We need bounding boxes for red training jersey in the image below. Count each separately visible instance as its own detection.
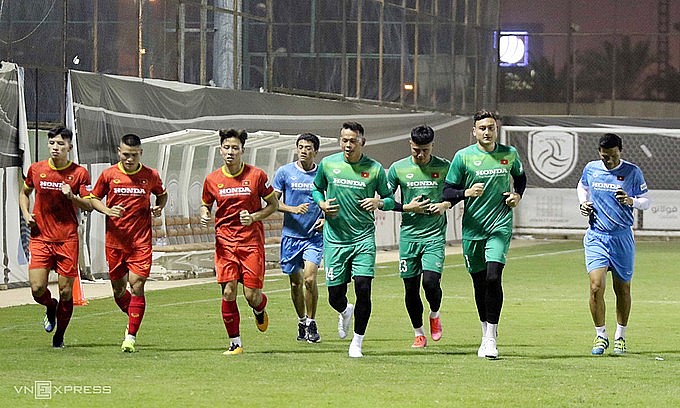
[24,159,91,242]
[202,163,275,246]
[90,162,166,249]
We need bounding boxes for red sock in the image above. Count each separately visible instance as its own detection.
[115,290,132,314]
[221,299,240,338]
[127,296,146,336]
[34,288,54,307]
[55,298,74,338]
[254,293,268,313]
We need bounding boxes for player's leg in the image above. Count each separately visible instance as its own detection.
[28,241,58,333]
[302,259,321,343]
[463,239,488,356]
[106,246,132,314]
[120,247,152,353]
[610,231,635,355]
[281,236,307,340]
[400,242,426,347]
[240,245,268,333]
[480,261,504,358]
[348,240,377,358]
[215,237,243,354]
[324,243,353,339]
[51,240,80,348]
[584,230,612,355]
[421,240,445,342]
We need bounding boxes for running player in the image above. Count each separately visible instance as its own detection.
[386,125,451,348]
[273,133,324,343]
[442,110,526,359]
[19,126,92,348]
[312,121,395,358]
[200,128,278,355]
[89,134,167,353]
[577,133,650,355]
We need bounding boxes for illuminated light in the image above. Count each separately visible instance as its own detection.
[139,48,147,55]
[403,83,414,91]
[499,31,529,67]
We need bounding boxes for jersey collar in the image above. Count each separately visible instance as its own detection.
[222,162,245,178]
[117,162,143,175]
[48,158,72,171]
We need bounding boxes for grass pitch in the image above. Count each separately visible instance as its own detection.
[1,240,679,407]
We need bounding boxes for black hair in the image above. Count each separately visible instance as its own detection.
[219,128,248,147]
[599,133,623,150]
[297,132,320,151]
[341,121,364,137]
[121,133,142,147]
[410,125,435,145]
[473,109,500,124]
[47,126,73,142]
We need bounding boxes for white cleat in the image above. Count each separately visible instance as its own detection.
[348,342,363,358]
[482,337,498,359]
[477,337,487,358]
[337,303,354,339]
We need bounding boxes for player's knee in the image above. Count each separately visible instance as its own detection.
[422,271,441,292]
[303,276,317,291]
[327,285,346,312]
[486,262,504,285]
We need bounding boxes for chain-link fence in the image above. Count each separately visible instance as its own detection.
[1,0,501,125]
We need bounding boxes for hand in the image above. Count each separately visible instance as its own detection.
[615,189,633,206]
[404,195,431,214]
[200,212,211,227]
[108,204,125,218]
[465,182,485,198]
[319,197,339,217]
[24,212,37,228]
[240,209,255,226]
[504,192,521,208]
[579,201,594,217]
[150,205,164,217]
[359,197,383,212]
[293,203,310,215]
[313,218,324,231]
[425,201,451,215]
[61,183,74,200]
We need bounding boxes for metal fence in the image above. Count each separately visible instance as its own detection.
[1,0,500,124]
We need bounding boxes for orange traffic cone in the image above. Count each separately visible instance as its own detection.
[72,274,89,306]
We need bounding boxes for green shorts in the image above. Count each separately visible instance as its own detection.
[399,239,445,279]
[324,239,376,287]
[462,231,511,273]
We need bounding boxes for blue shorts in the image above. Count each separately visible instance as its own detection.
[583,228,635,282]
[280,234,323,275]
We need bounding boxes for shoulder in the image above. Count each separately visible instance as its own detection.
[431,155,451,167]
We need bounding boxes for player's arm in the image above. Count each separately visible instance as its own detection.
[151,191,168,217]
[89,195,124,218]
[359,167,396,212]
[61,184,93,211]
[275,191,309,215]
[241,192,279,226]
[504,172,526,208]
[577,181,594,216]
[19,183,36,227]
[199,202,212,227]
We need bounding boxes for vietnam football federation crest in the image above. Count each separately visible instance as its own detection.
[528,130,577,183]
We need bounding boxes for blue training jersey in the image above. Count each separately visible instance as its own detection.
[579,159,648,233]
[273,162,323,239]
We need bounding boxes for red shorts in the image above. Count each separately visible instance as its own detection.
[215,236,265,289]
[106,245,152,281]
[28,239,79,278]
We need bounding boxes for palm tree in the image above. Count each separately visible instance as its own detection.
[574,36,654,101]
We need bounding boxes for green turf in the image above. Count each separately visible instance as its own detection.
[1,240,679,407]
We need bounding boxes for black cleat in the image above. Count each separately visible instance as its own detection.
[306,321,321,343]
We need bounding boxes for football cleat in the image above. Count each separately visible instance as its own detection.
[306,321,321,344]
[411,335,427,348]
[429,316,442,341]
[337,304,354,339]
[591,336,609,355]
[254,310,269,332]
[612,337,626,355]
[223,343,244,355]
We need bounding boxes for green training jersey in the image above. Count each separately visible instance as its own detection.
[387,155,450,242]
[313,152,394,245]
[445,143,524,240]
